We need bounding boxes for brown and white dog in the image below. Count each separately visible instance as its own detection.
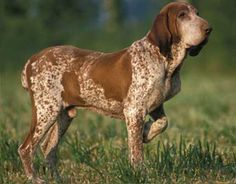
[18,2,212,183]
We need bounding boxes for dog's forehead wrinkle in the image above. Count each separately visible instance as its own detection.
[187,5,197,14]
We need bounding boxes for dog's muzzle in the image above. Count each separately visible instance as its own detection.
[188,27,212,57]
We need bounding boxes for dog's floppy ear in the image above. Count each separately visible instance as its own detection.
[168,8,181,44]
[148,10,172,57]
[147,4,182,57]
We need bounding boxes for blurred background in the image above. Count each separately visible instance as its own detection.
[0,0,235,72]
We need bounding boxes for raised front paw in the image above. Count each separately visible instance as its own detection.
[143,117,168,143]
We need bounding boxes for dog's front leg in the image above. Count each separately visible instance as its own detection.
[143,104,168,143]
[124,109,144,167]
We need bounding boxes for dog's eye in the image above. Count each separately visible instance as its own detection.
[179,11,187,18]
[196,11,200,16]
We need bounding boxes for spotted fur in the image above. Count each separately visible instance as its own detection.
[18,2,211,183]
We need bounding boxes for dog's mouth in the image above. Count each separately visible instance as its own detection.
[187,38,209,57]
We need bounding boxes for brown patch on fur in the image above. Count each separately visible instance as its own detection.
[61,71,86,106]
[89,49,132,102]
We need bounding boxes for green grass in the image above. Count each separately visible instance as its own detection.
[0,68,236,183]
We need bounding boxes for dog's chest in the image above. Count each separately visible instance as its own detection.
[165,71,181,101]
[127,40,167,112]
[148,64,182,108]
[127,39,185,112]
[164,44,186,101]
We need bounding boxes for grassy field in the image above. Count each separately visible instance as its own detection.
[0,67,236,183]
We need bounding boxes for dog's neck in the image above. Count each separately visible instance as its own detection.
[166,41,187,78]
[135,36,187,78]
[141,34,187,59]
[170,41,187,62]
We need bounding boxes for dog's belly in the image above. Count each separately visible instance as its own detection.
[78,78,125,119]
[81,104,124,119]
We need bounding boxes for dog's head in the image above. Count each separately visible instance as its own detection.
[148,2,212,57]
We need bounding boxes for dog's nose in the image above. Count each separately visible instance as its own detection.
[205,26,213,35]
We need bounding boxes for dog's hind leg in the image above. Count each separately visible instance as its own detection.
[143,105,168,143]
[18,93,62,184]
[40,107,75,182]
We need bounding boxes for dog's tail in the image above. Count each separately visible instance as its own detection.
[21,59,30,90]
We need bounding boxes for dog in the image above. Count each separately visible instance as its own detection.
[18,2,212,183]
